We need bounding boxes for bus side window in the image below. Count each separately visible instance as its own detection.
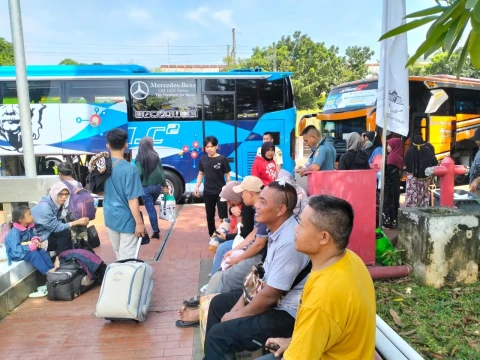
[1,81,61,104]
[454,89,480,114]
[29,81,61,103]
[65,80,127,104]
[236,79,259,120]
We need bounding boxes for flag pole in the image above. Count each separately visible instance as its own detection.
[378,0,389,228]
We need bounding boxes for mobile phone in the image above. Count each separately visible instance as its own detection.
[252,339,280,351]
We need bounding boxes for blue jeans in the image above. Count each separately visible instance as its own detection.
[211,240,233,274]
[23,249,54,275]
[141,185,161,233]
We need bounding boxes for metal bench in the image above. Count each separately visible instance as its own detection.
[376,315,423,359]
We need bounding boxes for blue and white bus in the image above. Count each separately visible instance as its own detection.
[0,65,296,201]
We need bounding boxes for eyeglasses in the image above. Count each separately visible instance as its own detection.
[276,179,288,209]
[58,193,70,198]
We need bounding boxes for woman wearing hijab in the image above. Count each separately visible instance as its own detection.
[135,137,168,240]
[338,132,371,170]
[251,141,277,186]
[31,182,90,260]
[404,135,438,207]
[382,138,404,229]
[362,131,376,159]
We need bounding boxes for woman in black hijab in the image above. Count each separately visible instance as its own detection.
[404,135,437,207]
[135,137,168,239]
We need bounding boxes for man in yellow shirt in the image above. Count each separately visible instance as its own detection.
[258,195,376,360]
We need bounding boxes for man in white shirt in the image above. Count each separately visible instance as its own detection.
[257,132,283,172]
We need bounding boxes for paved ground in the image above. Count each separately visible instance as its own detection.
[3,177,467,359]
[0,204,214,360]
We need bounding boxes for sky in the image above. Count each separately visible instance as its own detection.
[0,0,437,69]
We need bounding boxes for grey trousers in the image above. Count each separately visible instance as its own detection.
[205,253,263,295]
[257,355,276,360]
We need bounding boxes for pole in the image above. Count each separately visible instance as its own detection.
[232,28,236,64]
[227,45,230,59]
[378,0,389,227]
[8,0,36,177]
[167,38,170,67]
[273,43,277,72]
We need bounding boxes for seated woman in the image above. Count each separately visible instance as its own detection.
[210,182,255,276]
[31,182,90,263]
[5,205,59,274]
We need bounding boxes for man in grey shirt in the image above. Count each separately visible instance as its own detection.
[203,181,310,359]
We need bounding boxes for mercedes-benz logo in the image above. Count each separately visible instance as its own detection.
[130,81,149,100]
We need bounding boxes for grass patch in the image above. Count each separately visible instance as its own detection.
[376,277,480,359]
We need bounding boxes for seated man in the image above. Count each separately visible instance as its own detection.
[259,195,376,360]
[203,181,310,359]
[177,177,268,328]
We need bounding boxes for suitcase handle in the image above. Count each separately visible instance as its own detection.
[116,258,145,264]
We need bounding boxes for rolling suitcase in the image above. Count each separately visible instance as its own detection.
[94,238,153,322]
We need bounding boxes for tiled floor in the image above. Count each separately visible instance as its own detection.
[0,204,214,360]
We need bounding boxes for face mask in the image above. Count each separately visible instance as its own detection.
[364,140,373,148]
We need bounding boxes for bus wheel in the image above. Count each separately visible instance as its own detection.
[164,169,184,203]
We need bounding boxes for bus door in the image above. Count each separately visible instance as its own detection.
[202,92,238,180]
[410,113,430,144]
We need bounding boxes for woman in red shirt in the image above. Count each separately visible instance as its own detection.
[251,141,277,186]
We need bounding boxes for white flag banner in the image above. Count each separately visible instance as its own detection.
[377,0,409,137]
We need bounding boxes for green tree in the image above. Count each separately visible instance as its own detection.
[59,58,80,65]
[380,0,480,77]
[343,46,375,81]
[0,37,14,66]
[223,32,373,110]
[408,49,480,77]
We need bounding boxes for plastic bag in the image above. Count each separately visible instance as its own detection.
[375,228,394,265]
[0,222,11,245]
[159,194,176,223]
[231,223,244,248]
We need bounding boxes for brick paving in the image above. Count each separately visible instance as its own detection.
[0,204,214,360]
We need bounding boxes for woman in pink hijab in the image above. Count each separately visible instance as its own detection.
[382,138,404,229]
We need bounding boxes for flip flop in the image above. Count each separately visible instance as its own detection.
[175,320,199,328]
[182,295,201,308]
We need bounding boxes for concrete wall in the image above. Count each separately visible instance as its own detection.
[398,207,480,288]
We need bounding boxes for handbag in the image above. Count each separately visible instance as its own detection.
[87,225,101,248]
[242,257,312,304]
[159,194,176,223]
[242,262,267,303]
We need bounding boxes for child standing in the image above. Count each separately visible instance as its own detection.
[194,136,231,236]
[5,205,59,275]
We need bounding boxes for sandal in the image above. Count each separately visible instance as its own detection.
[182,295,201,308]
[175,320,199,328]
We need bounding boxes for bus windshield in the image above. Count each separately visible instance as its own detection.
[323,81,378,113]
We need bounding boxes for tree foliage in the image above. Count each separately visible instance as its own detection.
[223,31,374,110]
[409,49,480,78]
[379,0,480,77]
[0,37,14,66]
[59,58,102,65]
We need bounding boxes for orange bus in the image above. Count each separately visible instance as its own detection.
[298,75,480,173]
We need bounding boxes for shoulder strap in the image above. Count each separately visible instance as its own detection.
[62,180,77,193]
[112,159,123,170]
[290,261,312,291]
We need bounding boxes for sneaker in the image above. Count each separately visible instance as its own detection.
[37,285,47,292]
[29,288,47,298]
[152,232,160,239]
